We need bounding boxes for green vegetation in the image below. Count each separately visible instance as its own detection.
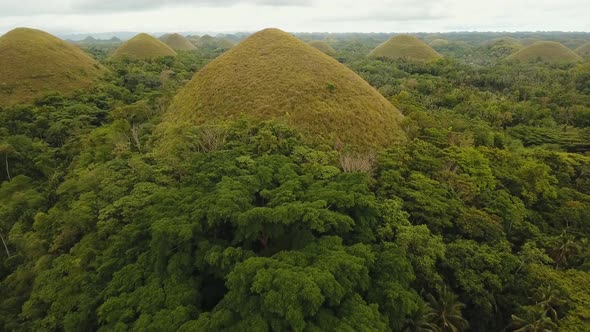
[508,41,582,63]
[0,28,105,106]
[111,33,177,60]
[308,40,337,56]
[163,28,406,150]
[1,28,590,332]
[369,35,442,61]
[160,33,197,51]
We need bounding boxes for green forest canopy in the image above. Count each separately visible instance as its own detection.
[0,27,589,332]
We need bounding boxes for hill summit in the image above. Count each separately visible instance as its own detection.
[164,28,405,149]
[111,33,177,60]
[308,40,337,56]
[194,35,235,50]
[0,27,104,106]
[160,33,196,51]
[369,35,442,61]
[576,42,590,57]
[507,41,582,63]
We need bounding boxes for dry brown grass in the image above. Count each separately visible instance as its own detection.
[160,33,196,51]
[0,27,105,106]
[187,125,228,153]
[369,35,442,61]
[508,41,582,63]
[110,33,177,60]
[338,151,376,173]
[162,28,406,151]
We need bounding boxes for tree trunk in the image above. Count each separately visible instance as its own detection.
[4,152,10,182]
[131,123,142,153]
[0,232,10,257]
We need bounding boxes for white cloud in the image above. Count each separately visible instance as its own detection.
[0,0,588,34]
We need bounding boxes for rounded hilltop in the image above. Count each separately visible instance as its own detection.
[483,37,523,58]
[576,42,590,57]
[163,28,406,150]
[308,40,337,56]
[429,39,450,47]
[0,27,105,106]
[369,34,442,61]
[110,33,177,60]
[194,35,235,50]
[160,33,196,51]
[507,41,582,63]
[484,37,522,49]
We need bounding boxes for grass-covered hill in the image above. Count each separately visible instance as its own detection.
[110,33,177,60]
[163,28,406,150]
[369,34,442,61]
[485,37,522,50]
[507,41,582,63]
[429,38,450,47]
[0,27,105,106]
[308,40,337,56]
[160,33,197,51]
[194,35,235,50]
[482,37,523,59]
[576,42,590,57]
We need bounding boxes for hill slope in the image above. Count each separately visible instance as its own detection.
[508,41,582,63]
[308,40,336,56]
[576,42,590,57]
[160,33,196,51]
[164,28,405,149]
[111,33,177,60]
[0,27,104,106]
[369,35,442,61]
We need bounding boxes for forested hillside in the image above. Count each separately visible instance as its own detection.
[1,31,589,331]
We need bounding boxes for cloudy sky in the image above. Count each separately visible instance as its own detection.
[0,0,588,34]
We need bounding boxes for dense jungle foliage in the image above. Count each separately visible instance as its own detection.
[1,33,589,331]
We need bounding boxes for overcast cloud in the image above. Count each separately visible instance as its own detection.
[0,0,588,34]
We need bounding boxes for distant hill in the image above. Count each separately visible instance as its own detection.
[186,35,201,45]
[162,28,406,150]
[369,35,442,61]
[110,33,177,60]
[507,41,582,63]
[0,27,105,106]
[194,35,235,50]
[160,33,196,51]
[576,42,590,57]
[483,37,523,58]
[308,40,336,56]
[429,39,450,47]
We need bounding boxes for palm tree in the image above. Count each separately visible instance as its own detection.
[0,142,14,181]
[549,232,580,268]
[424,286,469,332]
[0,230,10,257]
[511,305,557,332]
[402,300,438,332]
[532,284,565,323]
